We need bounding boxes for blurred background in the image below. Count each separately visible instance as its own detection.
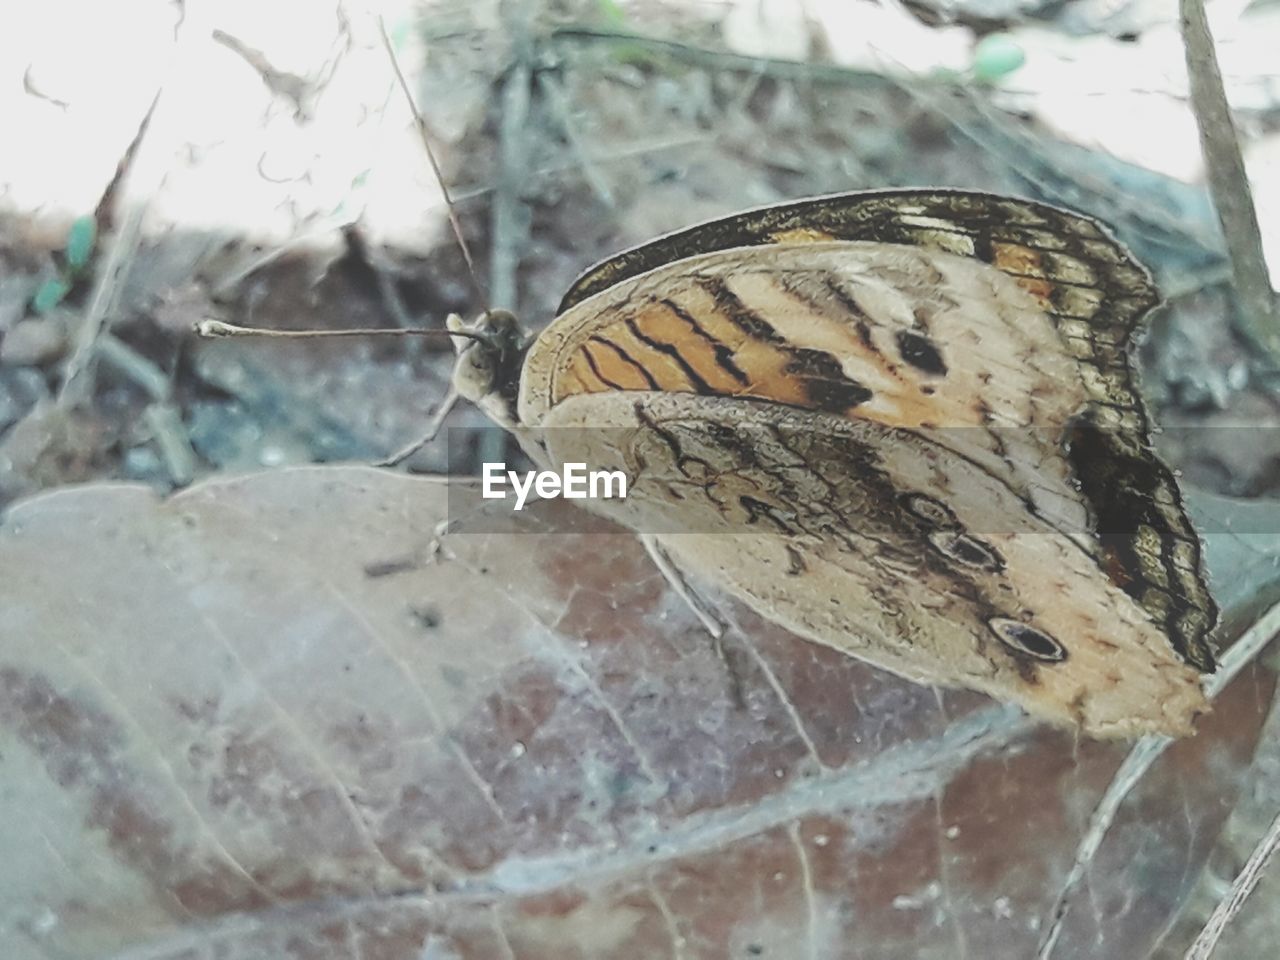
[4,0,1279,495]
[2,1,1280,956]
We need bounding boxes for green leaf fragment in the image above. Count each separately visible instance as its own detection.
[32,277,71,314]
[973,34,1026,82]
[65,215,96,270]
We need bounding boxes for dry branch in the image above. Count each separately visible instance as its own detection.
[1184,808,1280,959]
[1180,0,1280,367]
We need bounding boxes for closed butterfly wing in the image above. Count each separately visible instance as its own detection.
[455,190,1216,736]
[541,390,1206,737]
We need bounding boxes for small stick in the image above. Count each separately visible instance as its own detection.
[377,17,487,309]
[488,0,536,313]
[1181,0,1280,366]
[143,402,198,487]
[537,71,615,210]
[1184,807,1280,960]
[96,332,173,402]
[490,60,532,312]
[58,91,162,409]
[193,318,486,344]
[1036,599,1280,959]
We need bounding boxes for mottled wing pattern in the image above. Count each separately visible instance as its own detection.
[559,190,1155,321]
[528,243,1095,539]
[541,391,1206,738]
[529,191,1216,673]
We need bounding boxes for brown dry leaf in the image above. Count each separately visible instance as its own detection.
[0,467,1274,960]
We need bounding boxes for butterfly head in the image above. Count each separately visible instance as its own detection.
[447,310,532,432]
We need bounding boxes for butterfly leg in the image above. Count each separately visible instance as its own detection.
[376,387,460,468]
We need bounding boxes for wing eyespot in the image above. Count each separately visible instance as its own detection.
[989,617,1067,662]
[895,330,948,375]
[928,531,1004,572]
[899,493,958,529]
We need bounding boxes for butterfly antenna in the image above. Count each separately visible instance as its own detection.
[194,319,487,344]
[378,17,489,312]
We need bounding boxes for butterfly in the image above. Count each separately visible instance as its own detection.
[447,189,1218,738]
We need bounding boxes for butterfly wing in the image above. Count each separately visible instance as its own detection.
[540,390,1207,738]
[527,241,1090,525]
[521,196,1215,675]
[558,188,1159,320]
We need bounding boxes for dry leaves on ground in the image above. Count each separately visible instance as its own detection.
[1,467,1276,960]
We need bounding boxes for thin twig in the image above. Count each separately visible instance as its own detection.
[1180,0,1280,367]
[210,220,355,299]
[550,26,892,88]
[86,331,197,487]
[341,224,428,359]
[367,259,419,332]
[1036,600,1280,958]
[143,401,198,487]
[96,332,172,402]
[489,0,534,314]
[56,92,162,409]
[212,28,313,118]
[1035,736,1171,960]
[444,132,709,205]
[58,1,207,408]
[536,71,615,210]
[1184,808,1280,959]
[378,17,487,310]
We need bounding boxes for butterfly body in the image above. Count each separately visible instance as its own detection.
[450,190,1217,737]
